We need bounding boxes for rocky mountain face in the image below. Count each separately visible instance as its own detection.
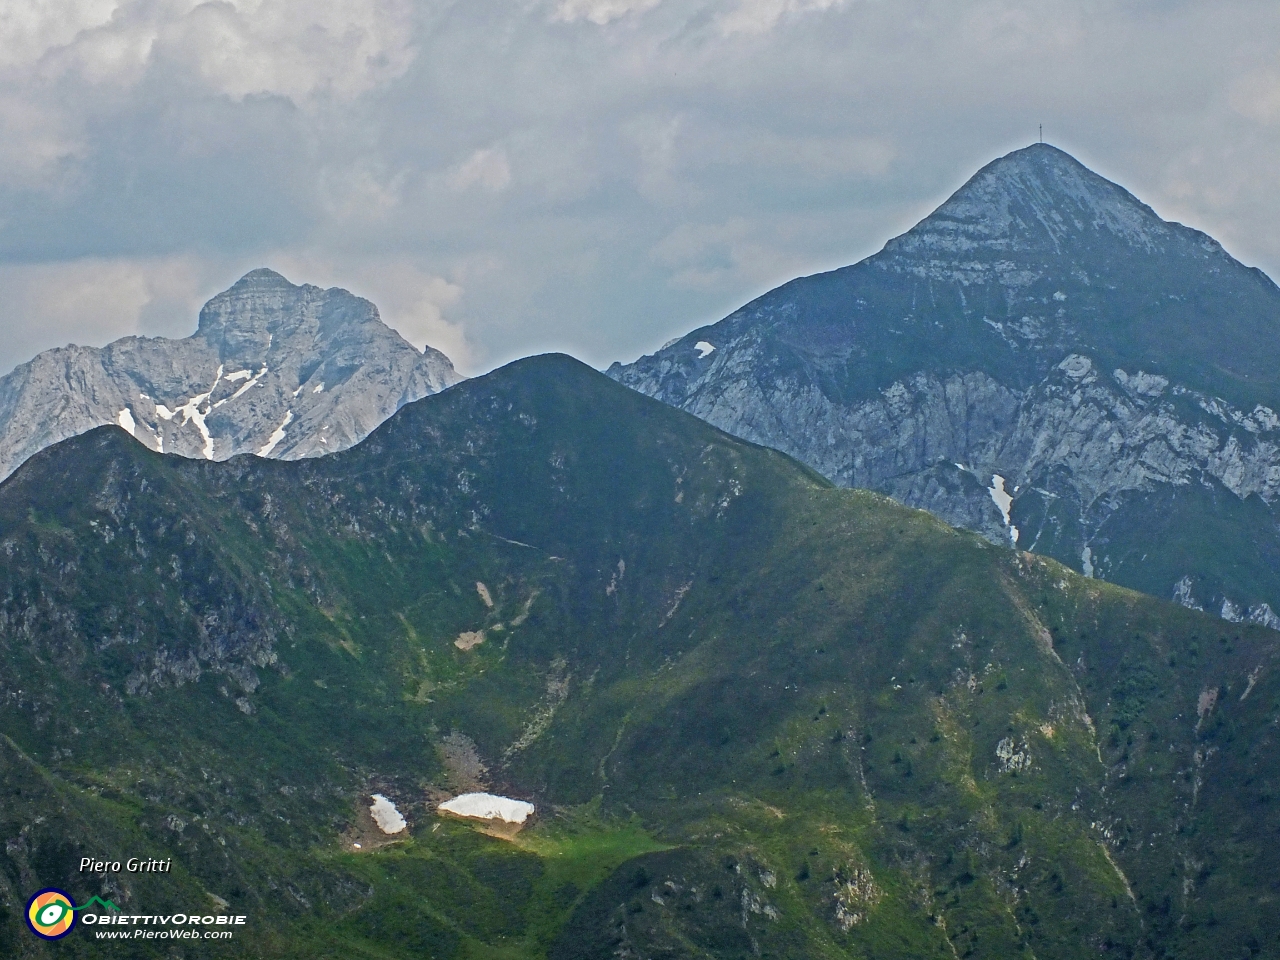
[0,268,460,479]
[611,144,1280,625]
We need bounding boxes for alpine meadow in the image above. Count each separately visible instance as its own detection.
[2,355,1279,958]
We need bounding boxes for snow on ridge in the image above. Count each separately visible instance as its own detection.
[148,360,273,459]
[369,794,407,834]
[117,406,163,451]
[257,410,294,457]
[694,341,716,359]
[216,365,268,408]
[0,267,465,483]
[438,792,535,824]
[173,364,223,459]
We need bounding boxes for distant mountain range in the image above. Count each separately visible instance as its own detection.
[611,143,1280,627]
[2,355,1277,958]
[0,268,460,480]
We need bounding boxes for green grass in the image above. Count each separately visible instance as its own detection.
[1,356,1279,957]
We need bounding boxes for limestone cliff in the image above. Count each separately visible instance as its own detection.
[0,269,461,479]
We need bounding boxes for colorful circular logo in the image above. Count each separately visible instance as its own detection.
[26,889,77,940]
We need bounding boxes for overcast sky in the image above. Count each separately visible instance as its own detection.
[2,0,1278,376]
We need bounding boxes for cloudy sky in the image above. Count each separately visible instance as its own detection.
[2,0,1278,376]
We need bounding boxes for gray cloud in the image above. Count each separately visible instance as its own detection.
[1,0,1277,376]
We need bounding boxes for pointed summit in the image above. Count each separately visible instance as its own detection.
[613,142,1280,626]
[886,143,1175,257]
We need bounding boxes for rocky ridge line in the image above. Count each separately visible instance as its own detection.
[0,269,461,480]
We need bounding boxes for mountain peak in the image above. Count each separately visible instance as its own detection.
[236,267,294,286]
[198,269,301,338]
[196,268,377,348]
[612,137,1280,658]
[988,141,1085,171]
[885,143,1172,257]
[0,267,462,479]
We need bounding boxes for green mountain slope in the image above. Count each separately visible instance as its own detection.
[0,355,1278,958]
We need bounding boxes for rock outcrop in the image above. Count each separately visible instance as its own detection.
[0,269,461,479]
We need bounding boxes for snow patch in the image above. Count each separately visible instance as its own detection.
[369,794,407,834]
[313,382,325,393]
[154,403,175,421]
[256,410,294,457]
[223,365,268,405]
[173,365,223,459]
[438,793,535,824]
[1081,546,1094,578]
[988,474,1013,523]
[694,341,716,359]
[116,408,137,438]
[223,369,253,382]
[988,474,1018,545]
[291,385,304,398]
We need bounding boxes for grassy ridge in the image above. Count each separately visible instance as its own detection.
[0,355,1277,957]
